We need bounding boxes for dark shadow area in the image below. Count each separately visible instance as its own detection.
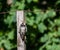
[26,25,44,50]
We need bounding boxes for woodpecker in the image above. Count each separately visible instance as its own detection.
[19,22,27,41]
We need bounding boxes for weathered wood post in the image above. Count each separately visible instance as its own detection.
[17,11,26,50]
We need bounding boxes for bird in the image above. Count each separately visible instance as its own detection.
[19,22,27,41]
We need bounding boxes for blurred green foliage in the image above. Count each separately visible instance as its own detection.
[0,0,16,50]
[25,0,60,50]
[0,0,60,50]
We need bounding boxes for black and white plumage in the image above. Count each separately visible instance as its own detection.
[19,23,27,41]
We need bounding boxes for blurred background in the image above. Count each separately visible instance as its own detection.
[0,0,60,50]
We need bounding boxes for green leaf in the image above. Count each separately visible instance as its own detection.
[40,34,49,42]
[0,40,6,47]
[31,33,35,38]
[0,31,3,36]
[33,24,37,28]
[4,40,12,50]
[18,3,25,9]
[35,10,47,24]
[56,0,60,5]
[41,13,48,22]
[27,0,32,3]
[33,0,38,2]
[48,19,55,26]
[7,30,14,40]
[38,23,47,33]
[26,16,34,26]
[27,12,32,16]
[4,16,13,26]
[48,19,55,31]
[54,19,60,26]
[52,38,60,43]
[56,45,60,50]
[15,1,25,10]
[46,43,57,50]
[46,45,52,50]
[46,10,56,18]
[57,27,60,36]
[15,2,20,6]
[35,11,44,24]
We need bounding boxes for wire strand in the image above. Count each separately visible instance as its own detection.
[0,9,60,14]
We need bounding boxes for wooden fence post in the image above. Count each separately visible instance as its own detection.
[17,11,26,50]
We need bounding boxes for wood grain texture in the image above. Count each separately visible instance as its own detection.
[17,11,26,50]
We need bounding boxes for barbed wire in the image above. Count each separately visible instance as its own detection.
[0,9,60,14]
